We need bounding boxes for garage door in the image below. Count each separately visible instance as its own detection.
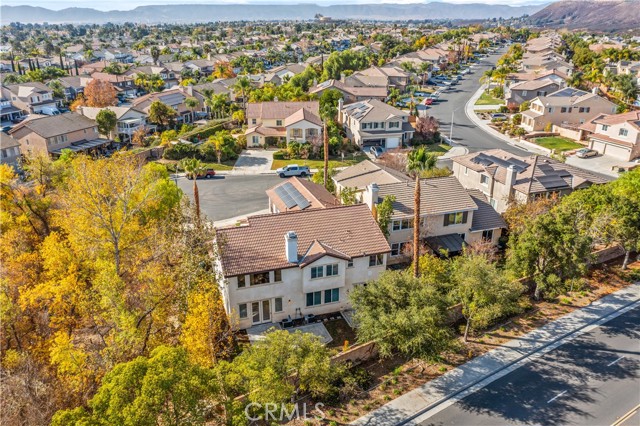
[385,137,400,149]
[603,144,631,161]
[590,140,607,154]
[362,139,384,148]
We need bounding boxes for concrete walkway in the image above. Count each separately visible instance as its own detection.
[353,282,640,426]
[230,149,275,175]
[464,85,549,156]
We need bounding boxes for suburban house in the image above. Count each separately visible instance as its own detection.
[505,78,560,109]
[521,88,618,132]
[351,66,413,92]
[56,76,93,102]
[132,87,203,124]
[9,113,113,156]
[184,59,216,76]
[309,79,387,104]
[244,101,322,146]
[581,111,640,161]
[124,66,179,89]
[215,204,391,330]
[333,159,411,201]
[76,106,152,143]
[266,177,340,213]
[339,99,414,148]
[361,176,506,263]
[0,132,22,170]
[2,82,59,114]
[0,97,24,123]
[506,69,568,88]
[90,73,137,97]
[451,149,611,213]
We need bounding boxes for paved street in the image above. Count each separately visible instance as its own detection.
[426,49,528,157]
[176,174,282,221]
[416,305,640,426]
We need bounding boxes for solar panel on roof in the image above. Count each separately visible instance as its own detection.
[537,175,567,189]
[274,182,311,210]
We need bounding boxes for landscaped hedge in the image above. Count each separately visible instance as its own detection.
[273,150,287,160]
[179,119,231,142]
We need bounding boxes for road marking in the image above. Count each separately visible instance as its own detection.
[607,356,625,367]
[547,390,568,404]
[611,403,640,426]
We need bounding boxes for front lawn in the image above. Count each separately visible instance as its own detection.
[271,153,368,171]
[475,91,504,106]
[533,137,583,152]
[420,143,452,154]
[157,159,235,172]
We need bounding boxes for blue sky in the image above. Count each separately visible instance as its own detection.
[3,0,551,11]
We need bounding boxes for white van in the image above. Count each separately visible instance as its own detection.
[40,107,61,116]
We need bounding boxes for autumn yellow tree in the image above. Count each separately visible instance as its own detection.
[83,79,117,107]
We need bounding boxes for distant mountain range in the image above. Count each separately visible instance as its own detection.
[0,2,547,24]
[530,0,640,31]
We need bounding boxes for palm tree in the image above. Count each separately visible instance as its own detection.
[184,97,199,122]
[413,174,421,278]
[233,76,251,124]
[181,158,205,222]
[407,147,437,175]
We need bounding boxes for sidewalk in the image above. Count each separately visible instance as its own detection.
[464,85,549,156]
[353,282,640,426]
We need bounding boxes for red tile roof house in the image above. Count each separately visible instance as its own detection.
[244,101,323,147]
[215,204,390,330]
[266,177,340,213]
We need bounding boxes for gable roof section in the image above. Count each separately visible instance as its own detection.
[266,177,339,212]
[377,176,478,218]
[341,99,408,122]
[246,101,319,121]
[9,113,96,139]
[216,204,390,277]
[333,159,410,189]
[466,190,507,231]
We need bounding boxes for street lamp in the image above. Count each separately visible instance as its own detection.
[450,106,463,143]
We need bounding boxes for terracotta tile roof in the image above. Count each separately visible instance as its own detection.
[216,204,390,277]
[266,177,339,212]
[299,240,350,267]
[593,111,640,130]
[283,107,323,127]
[246,101,319,121]
[9,113,96,139]
[377,176,478,218]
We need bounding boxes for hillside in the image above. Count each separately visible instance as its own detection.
[530,0,640,31]
[0,2,546,24]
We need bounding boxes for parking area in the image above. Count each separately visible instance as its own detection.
[566,154,636,178]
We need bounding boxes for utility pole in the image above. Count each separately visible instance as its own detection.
[413,174,421,278]
[323,122,329,189]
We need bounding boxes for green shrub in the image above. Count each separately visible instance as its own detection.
[163,143,198,160]
[273,149,288,160]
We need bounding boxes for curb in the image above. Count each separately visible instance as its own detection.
[398,293,640,425]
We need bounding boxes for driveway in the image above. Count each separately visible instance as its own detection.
[566,154,635,178]
[176,174,282,221]
[231,149,274,175]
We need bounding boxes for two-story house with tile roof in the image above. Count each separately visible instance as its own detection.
[266,177,340,213]
[339,99,414,149]
[244,101,323,146]
[215,204,390,330]
[582,111,640,161]
[9,113,112,157]
[2,82,59,114]
[332,159,411,202]
[451,149,611,213]
[521,88,618,132]
[76,106,152,143]
[361,176,506,263]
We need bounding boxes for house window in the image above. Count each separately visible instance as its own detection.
[252,136,260,145]
[250,272,270,286]
[238,303,248,319]
[584,107,591,113]
[619,128,628,137]
[561,107,567,113]
[324,288,340,304]
[326,264,339,277]
[464,166,468,176]
[369,254,383,267]
[490,198,497,209]
[444,211,468,226]
[238,275,246,288]
[274,270,282,282]
[276,120,282,126]
[482,229,494,241]
[548,107,554,113]
[373,122,379,129]
[391,242,407,257]
[310,266,324,279]
[392,218,413,231]
[347,259,354,268]
[389,121,399,128]
[274,297,283,313]
[602,125,609,131]
[291,129,302,138]
[251,119,257,125]
[306,291,322,307]
[522,90,528,96]
[480,175,489,186]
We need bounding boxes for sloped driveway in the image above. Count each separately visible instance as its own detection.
[231,149,274,175]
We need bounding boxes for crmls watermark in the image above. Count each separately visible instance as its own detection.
[244,402,326,421]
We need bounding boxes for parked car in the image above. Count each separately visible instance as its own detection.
[187,169,216,179]
[11,116,26,123]
[423,98,434,105]
[369,146,385,158]
[490,113,508,121]
[1,126,11,133]
[575,148,598,158]
[276,164,310,178]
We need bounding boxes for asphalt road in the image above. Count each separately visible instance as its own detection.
[418,305,640,426]
[176,174,282,221]
[426,49,528,157]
